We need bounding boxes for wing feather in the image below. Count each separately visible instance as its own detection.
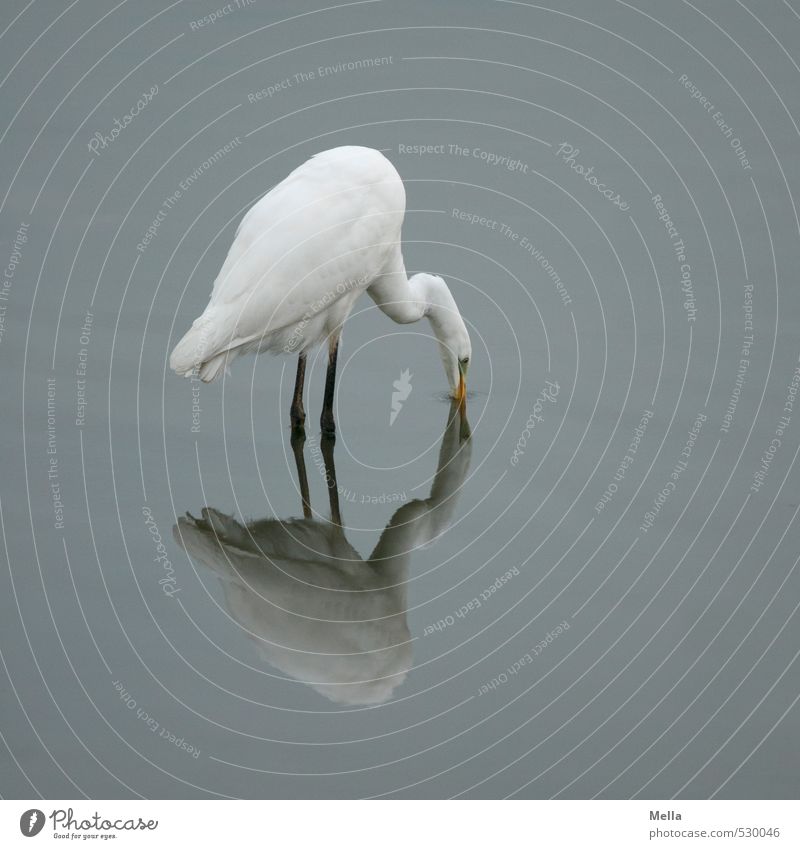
[204,147,405,348]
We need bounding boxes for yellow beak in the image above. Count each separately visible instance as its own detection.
[455,361,467,404]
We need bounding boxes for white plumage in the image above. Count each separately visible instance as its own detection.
[170,146,471,423]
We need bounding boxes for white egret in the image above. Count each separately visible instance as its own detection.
[169,146,471,435]
[174,402,471,705]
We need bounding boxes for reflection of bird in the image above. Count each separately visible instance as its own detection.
[173,403,471,706]
[169,146,471,436]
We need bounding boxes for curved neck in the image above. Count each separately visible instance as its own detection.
[366,266,430,324]
[367,262,460,334]
[366,253,468,394]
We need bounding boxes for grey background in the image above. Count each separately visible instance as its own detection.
[1,0,799,799]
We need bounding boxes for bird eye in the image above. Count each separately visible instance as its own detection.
[460,357,469,365]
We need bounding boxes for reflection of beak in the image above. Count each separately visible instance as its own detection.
[455,361,468,404]
[458,404,471,442]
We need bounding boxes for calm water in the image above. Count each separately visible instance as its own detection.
[1,0,799,799]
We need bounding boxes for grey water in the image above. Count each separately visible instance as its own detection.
[1,0,799,799]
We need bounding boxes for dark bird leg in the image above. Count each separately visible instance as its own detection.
[320,334,339,437]
[320,434,342,527]
[290,428,312,519]
[290,353,307,433]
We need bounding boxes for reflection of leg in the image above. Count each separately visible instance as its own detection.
[291,429,312,519]
[320,334,339,437]
[320,435,342,526]
[290,353,306,432]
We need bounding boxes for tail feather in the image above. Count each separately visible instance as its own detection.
[170,314,231,381]
[198,351,230,382]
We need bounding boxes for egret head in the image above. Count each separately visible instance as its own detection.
[419,274,471,402]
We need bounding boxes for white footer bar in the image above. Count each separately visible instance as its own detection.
[3,799,796,847]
